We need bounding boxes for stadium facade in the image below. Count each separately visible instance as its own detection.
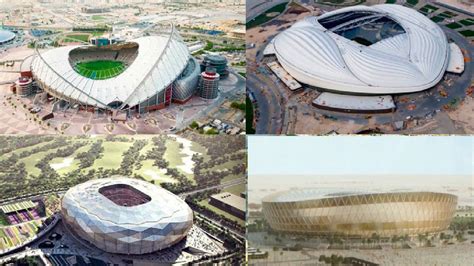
[0,30,15,45]
[31,24,202,113]
[263,4,463,94]
[61,177,193,255]
[262,190,457,237]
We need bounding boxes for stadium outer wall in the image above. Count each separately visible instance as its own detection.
[30,24,199,114]
[262,191,457,237]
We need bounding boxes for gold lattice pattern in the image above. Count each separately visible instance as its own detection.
[262,192,457,237]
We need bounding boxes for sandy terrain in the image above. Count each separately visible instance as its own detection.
[448,95,474,133]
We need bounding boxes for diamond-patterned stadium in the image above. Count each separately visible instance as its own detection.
[262,190,457,237]
[61,177,193,254]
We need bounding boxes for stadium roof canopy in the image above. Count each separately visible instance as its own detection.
[262,188,455,203]
[32,25,189,110]
[63,177,191,226]
[61,177,193,254]
[267,4,450,94]
[0,30,15,43]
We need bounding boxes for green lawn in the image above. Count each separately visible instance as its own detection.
[459,30,474,37]
[20,149,61,177]
[63,34,90,43]
[406,0,418,5]
[419,4,438,13]
[430,16,445,23]
[133,160,177,184]
[446,22,463,29]
[5,140,54,157]
[91,15,105,20]
[224,183,246,195]
[138,139,154,157]
[191,142,209,161]
[74,60,125,80]
[0,214,8,226]
[211,159,242,172]
[164,139,185,167]
[90,141,133,170]
[459,19,474,26]
[385,0,396,3]
[49,143,92,175]
[164,139,196,182]
[246,2,288,29]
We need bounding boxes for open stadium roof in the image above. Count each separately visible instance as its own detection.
[31,25,189,110]
[267,4,451,94]
[61,177,193,254]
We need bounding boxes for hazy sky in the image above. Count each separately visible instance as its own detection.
[248,136,473,176]
[248,136,473,205]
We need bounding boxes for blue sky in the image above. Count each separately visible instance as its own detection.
[248,136,473,176]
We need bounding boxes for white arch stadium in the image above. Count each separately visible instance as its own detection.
[31,24,200,112]
[264,4,462,94]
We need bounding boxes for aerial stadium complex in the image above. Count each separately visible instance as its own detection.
[61,177,193,255]
[0,30,16,45]
[263,4,464,95]
[30,24,203,114]
[262,190,457,237]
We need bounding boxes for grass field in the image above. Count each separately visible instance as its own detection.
[246,2,288,29]
[134,160,177,184]
[91,15,105,20]
[20,149,61,177]
[90,141,133,170]
[63,34,90,43]
[446,22,463,29]
[459,19,474,26]
[430,16,445,23]
[224,183,246,196]
[164,139,185,167]
[74,60,125,80]
[459,30,474,37]
[49,143,92,175]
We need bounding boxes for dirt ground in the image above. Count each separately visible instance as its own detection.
[448,95,474,133]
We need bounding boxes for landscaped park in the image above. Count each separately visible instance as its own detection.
[0,134,247,253]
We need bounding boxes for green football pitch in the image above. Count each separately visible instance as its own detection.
[74,60,125,80]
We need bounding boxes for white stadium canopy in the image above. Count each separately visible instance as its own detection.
[267,4,453,94]
[31,26,190,110]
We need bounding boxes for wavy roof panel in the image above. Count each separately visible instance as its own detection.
[271,4,449,94]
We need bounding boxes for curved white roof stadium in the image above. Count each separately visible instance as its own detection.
[266,4,451,94]
[31,25,196,111]
[61,177,193,254]
[0,30,15,44]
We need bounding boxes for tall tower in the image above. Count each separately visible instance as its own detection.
[198,67,219,99]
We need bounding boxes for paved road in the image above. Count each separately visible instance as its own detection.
[248,72,283,134]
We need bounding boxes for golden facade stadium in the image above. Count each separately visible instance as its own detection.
[262,190,457,237]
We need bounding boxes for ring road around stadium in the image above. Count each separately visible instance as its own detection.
[61,177,193,255]
[262,190,457,237]
[263,4,465,94]
[31,24,202,113]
